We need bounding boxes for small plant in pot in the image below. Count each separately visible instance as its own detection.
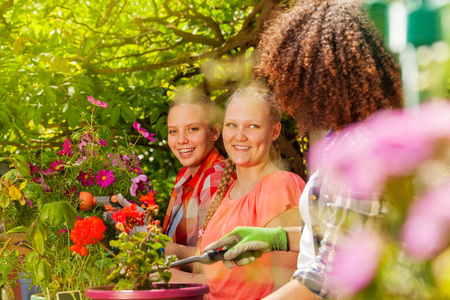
[85,201,210,300]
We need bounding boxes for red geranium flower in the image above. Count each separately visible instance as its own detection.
[70,216,105,256]
[139,192,158,208]
[111,204,145,234]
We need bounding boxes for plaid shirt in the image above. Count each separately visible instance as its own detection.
[162,149,225,246]
[292,128,388,299]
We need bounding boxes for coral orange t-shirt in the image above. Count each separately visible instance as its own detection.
[201,171,305,300]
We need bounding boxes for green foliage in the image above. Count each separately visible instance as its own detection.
[0,1,290,218]
[106,227,177,290]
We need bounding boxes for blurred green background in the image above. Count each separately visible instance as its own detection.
[1,0,449,215]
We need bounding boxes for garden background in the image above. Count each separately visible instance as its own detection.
[1,0,450,219]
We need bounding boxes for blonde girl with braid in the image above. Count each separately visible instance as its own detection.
[199,82,305,300]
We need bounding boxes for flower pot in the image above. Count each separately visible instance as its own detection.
[30,295,45,300]
[85,283,209,300]
[18,278,42,300]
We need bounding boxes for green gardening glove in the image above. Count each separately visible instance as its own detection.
[203,226,288,269]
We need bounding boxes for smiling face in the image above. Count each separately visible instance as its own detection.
[223,96,281,169]
[167,103,220,175]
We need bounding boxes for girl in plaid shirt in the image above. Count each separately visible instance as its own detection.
[163,87,228,281]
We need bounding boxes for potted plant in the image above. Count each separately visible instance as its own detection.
[0,96,158,300]
[84,200,210,300]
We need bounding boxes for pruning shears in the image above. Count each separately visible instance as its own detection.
[152,249,227,273]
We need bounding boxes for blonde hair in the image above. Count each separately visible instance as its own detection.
[169,86,223,128]
[200,81,281,233]
[169,86,226,157]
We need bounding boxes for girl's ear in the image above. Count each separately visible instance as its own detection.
[272,122,281,141]
[212,124,221,141]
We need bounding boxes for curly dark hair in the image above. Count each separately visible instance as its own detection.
[254,0,403,135]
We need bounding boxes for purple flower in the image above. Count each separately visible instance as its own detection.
[87,96,108,108]
[130,174,149,197]
[96,170,115,188]
[329,231,383,297]
[40,167,55,176]
[33,177,49,191]
[401,182,450,260]
[97,139,108,147]
[58,137,74,157]
[24,197,33,207]
[28,163,39,175]
[77,170,95,187]
[133,121,156,142]
[129,166,143,174]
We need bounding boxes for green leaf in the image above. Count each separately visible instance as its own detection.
[25,251,51,291]
[39,201,76,228]
[0,193,10,209]
[154,116,165,134]
[6,226,29,234]
[44,87,57,103]
[23,182,39,199]
[121,106,135,123]
[33,107,42,126]
[68,110,80,129]
[12,154,30,176]
[111,106,120,124]
[30,222,47,255]
[0,111,10,132]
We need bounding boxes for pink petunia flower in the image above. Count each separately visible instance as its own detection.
[401,182,450,260]
[95,170,115,188]
[87,96,108,108]
[133,121,156,142]
[329,230,383,297]
[130,174,149,197]
[77,170,95,187]
[58,137,74,157]
[312,100,450,199]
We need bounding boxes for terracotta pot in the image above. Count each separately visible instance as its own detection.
[85,283,209,300]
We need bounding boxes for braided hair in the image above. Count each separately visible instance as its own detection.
[200,81,281,233]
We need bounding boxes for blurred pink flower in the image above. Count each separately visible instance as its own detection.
[40,167,55,176]
[313,101,450,198]
[330,230,383,297]
[401,182,450,260]
[97,139,108,147]
[87,96,108,108]
[96,170,115,188]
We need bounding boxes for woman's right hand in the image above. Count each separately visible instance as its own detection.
[203,226,288,268]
